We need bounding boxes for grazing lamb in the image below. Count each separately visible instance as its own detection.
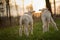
[39,8,58,33]
[19,11,34,36]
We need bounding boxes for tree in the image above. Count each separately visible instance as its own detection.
[54,0,56,15]
[45,0,52,15]
[5,0,11,25]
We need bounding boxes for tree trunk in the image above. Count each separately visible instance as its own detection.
[6,0,11,26]
[45,0,52,15]
[54,0,56,15]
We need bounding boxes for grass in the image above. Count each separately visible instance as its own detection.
[0,18,60,40]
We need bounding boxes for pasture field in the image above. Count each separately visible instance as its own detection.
[0,18,60,40]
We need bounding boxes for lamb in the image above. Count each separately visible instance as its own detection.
[19,11,34,36]
[39,8,58,33]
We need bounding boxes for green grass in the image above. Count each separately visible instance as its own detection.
[0,18,60,40]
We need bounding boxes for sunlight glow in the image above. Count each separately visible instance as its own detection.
[33,0,46,11]
[9,0,46,16]
[24,0,46,12]
[15,0,22,6]
[10,0,46,12]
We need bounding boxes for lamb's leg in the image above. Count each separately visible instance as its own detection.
[46,21,49,32]
[19,17,23,36]
[24,24,29,36]
[47,17,51,32]
[43,23,49,33]
[19,24,23,36]
[30,22,33,35]
[42,20,48,33]
[41,16,48,33]
[50,17,58,31]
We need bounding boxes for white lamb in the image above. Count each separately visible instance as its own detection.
[39,8,58,33]
[19,11,34,36]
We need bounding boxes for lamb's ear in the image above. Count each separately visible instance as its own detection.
[32,11,35,13]
[30,10,35,13]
